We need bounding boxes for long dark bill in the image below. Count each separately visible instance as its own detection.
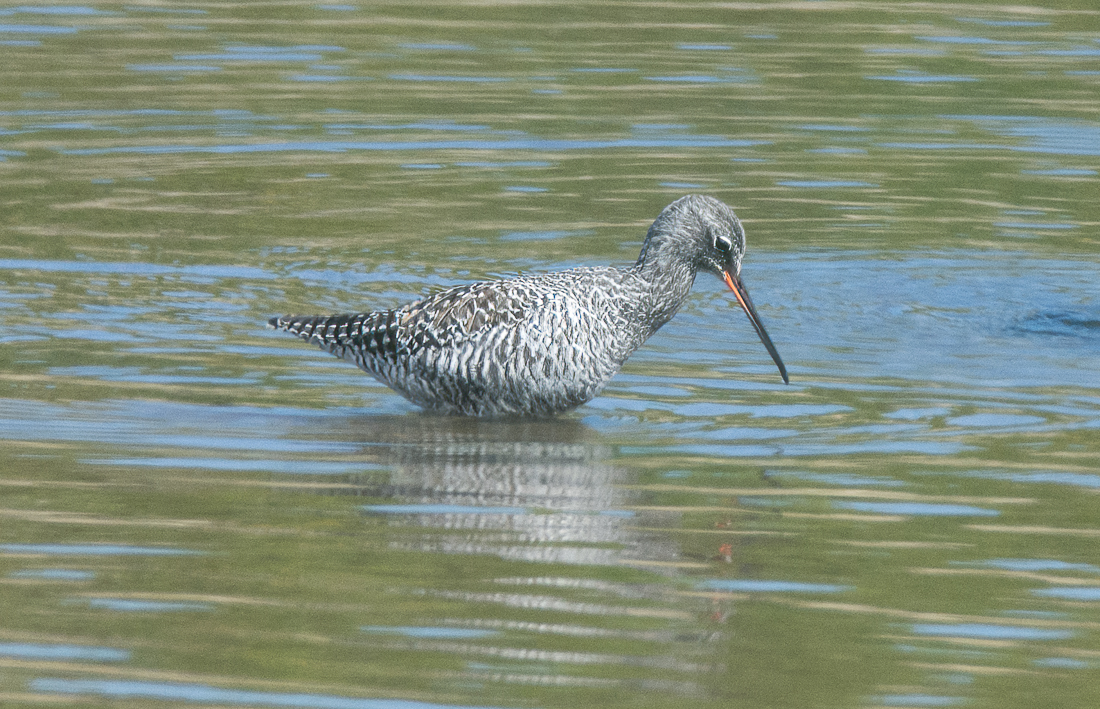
[722,271,790,384]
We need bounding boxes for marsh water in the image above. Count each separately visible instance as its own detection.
[2,3,1099,708]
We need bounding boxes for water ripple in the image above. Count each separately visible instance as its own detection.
[59,136,766,156]
[32,679,518,709]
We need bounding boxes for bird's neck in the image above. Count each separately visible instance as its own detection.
[630,250,697,331]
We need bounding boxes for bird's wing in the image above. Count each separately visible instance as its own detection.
[402,279,535,351]
[269,279,538,362]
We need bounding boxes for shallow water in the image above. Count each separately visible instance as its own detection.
[2,3,1099,708]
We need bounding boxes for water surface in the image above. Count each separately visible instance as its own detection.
[1,3,1099,708]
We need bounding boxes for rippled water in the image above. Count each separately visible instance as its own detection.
[2,3,1099,708]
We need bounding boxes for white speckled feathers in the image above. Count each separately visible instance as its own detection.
[270,195,788,416]
[271,267,651,416]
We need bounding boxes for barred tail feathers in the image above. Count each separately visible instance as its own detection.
[268,312,400,365]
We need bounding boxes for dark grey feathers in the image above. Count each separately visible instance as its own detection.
[269,195,774,417]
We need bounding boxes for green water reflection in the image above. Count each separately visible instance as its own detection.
[2,2,1099,708]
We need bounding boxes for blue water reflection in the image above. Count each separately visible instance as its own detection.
[77,598,215,612]
[129,64,221,73]
[1034,657,1090,668]
[389,74,511,84]
[954,116,1100,156]
[32,679,516,709]
[916,36,1030,46]
[874,695,965,707]
[769,471,904,487]
[0,6,112,16]
[1,544,204,556]
[910,623,1073,640]
[0,23,78,34]
[399,43,476,51]
[645,73,755,84]
[8,568,95,580]
[2,4,1099,708]
[362,505,527,516]
[867,71,977,83]
[89,457,379,475]
[956,18,1049,27]
[178,45,344,63]
[0,643,128,662]
[1033,588,1100,601]
[0,257,273,280]
[777,180,877,188]
[966,471,1100,489]
[833,502,998,517]
[697,580,850,594]
[60,135,766,156]
[361,626,501,640]
[977,559,1100,573]
[946,413,1046,428]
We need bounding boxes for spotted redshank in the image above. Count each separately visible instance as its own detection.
[269,195,789,416]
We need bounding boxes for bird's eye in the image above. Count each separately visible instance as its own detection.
[713,232,733,253]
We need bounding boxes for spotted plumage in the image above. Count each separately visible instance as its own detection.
[270,195,788,417]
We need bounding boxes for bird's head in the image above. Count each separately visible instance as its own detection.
[641,195,789,384]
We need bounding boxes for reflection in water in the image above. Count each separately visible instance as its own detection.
[697,579,850,594]
[33,678,516,709]
[0,543,205,556]
[330,415,679,567]
[1013,309,1100,339]
[2,2,1100,708]
[910,623,1074,641]
[303,415,722,696]
[7,569,95,580]
[832,502,1000,517]
[74,598,214,612]
[0,644,129,662]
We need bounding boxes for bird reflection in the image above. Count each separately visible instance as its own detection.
[292,413,720,696]
[318,414,680,566]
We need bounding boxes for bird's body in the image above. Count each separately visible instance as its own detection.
[270,195,788,417]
